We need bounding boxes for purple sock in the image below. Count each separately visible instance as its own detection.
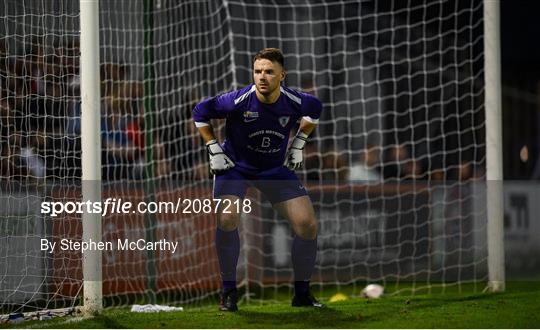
[291,235,317,296]
[215,227,240,291]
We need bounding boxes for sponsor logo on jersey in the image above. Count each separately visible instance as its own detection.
[244,111,259,123]
[279,116,290,127]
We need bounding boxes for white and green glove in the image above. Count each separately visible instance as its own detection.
[284,132,308,171]
[206,140,235,174]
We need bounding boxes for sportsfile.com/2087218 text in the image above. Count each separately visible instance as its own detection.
[40,198,252,217]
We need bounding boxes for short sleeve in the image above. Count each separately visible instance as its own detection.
[301,93,323,122]
[192,93,235,124]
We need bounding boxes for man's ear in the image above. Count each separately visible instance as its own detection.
[280,70,286,82]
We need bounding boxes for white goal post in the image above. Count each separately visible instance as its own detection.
[80,0,103,314]
[483,0,505,293]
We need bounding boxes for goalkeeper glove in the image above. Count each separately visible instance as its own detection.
[206,140,235,174]
[284,132,309,171]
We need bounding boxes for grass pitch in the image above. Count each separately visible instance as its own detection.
[4,281,540,328]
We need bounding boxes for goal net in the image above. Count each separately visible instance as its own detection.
[0,0,490,315]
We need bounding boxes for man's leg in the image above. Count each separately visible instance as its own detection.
[215,195,242,292]
[274,195,323,307]
[214,194,243,312]
[213,169,249,312]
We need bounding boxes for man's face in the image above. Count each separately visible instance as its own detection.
[253,58,285,96]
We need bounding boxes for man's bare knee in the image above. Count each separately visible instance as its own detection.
[216,195,241,231]
[217,212,241,231]
[274,196,318,239]
[294,216,318,239]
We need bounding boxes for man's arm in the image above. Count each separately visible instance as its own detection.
[196,124,218,144]
[192,101,235,174]
[284,117,318,170]
[297,118,317,137]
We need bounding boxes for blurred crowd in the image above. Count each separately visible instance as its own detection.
[0,37,171,182]
[0,37,77,180]
[301,142,483,183]
[0,37,482,184]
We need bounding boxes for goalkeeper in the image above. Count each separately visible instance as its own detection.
[192,48,323,311]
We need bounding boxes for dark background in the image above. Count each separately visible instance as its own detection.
[501,1,540,179]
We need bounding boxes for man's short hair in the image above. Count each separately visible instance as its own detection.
[253,48,284,68]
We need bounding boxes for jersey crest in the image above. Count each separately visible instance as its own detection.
[279,116,290,127]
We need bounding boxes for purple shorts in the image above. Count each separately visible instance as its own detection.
[213,166,308,204]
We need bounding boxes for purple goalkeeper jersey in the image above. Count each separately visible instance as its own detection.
[192,84,323,173]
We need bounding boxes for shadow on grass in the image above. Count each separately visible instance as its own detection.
[85,314,128,329]
[233,307,361,328]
